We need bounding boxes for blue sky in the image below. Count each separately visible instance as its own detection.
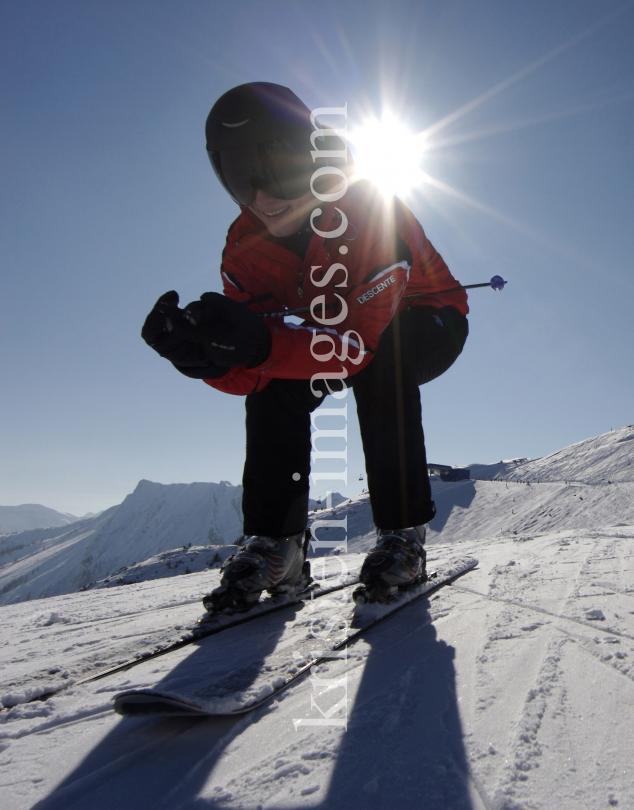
[1,0,633,514]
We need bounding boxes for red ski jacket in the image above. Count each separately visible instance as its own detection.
[204,180,468,396]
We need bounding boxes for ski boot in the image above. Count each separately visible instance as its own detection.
[203,530,312,614]
[353,525,427,605]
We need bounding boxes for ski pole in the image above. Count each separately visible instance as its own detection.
[259,275,507,319]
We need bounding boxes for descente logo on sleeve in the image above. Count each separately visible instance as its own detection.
[357,275,396,304]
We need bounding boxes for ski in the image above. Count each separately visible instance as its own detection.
[113,555,477,717]
[29,572,360,704]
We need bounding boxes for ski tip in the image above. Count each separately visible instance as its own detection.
[114,690,208,717]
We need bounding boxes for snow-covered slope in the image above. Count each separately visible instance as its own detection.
[85,543,236,590]
[0,480,244,606]
[0,504,78,534]
[468,457,531,480]
[472,424,634,484]
[1,528,633,809]
[1,425,634,810]
[312,477,634,555]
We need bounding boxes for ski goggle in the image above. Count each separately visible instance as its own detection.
[208,139,314,207]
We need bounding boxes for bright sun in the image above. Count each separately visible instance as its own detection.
[348,114,427,198]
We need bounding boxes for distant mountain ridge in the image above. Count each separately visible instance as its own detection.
[0,504,78,534]
[0,480,243,606]
[0,479,347,605]
[1,426,633,606]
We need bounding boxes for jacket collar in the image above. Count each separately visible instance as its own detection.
[230,203,337,270]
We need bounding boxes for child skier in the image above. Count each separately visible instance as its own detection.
[142,82,469,610]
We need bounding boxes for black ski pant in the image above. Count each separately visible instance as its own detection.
[241,305,468,536]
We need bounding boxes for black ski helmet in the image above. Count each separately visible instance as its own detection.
[205,82,317,206]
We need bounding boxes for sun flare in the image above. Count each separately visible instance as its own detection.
[349,114,427,198]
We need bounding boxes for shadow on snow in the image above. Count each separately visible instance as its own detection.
[32,597,475,810]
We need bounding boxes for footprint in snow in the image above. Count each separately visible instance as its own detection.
[585,609,605,621]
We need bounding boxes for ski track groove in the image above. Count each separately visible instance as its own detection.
[0,703,112,741]
[462,767,493,810]
[151,714,258,810]
[480,529,634,808]
[557,627,634,685]
[453,585,634,642]
[24,721,194,808]
[492,634,569,809]
[31,596,204,630]
[473,533,602,807]
[486,629,566,806]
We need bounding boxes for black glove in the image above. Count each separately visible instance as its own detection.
[141,291,227,379]
[179,292,271,369]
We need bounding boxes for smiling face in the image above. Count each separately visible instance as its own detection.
[249,188,319,237]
